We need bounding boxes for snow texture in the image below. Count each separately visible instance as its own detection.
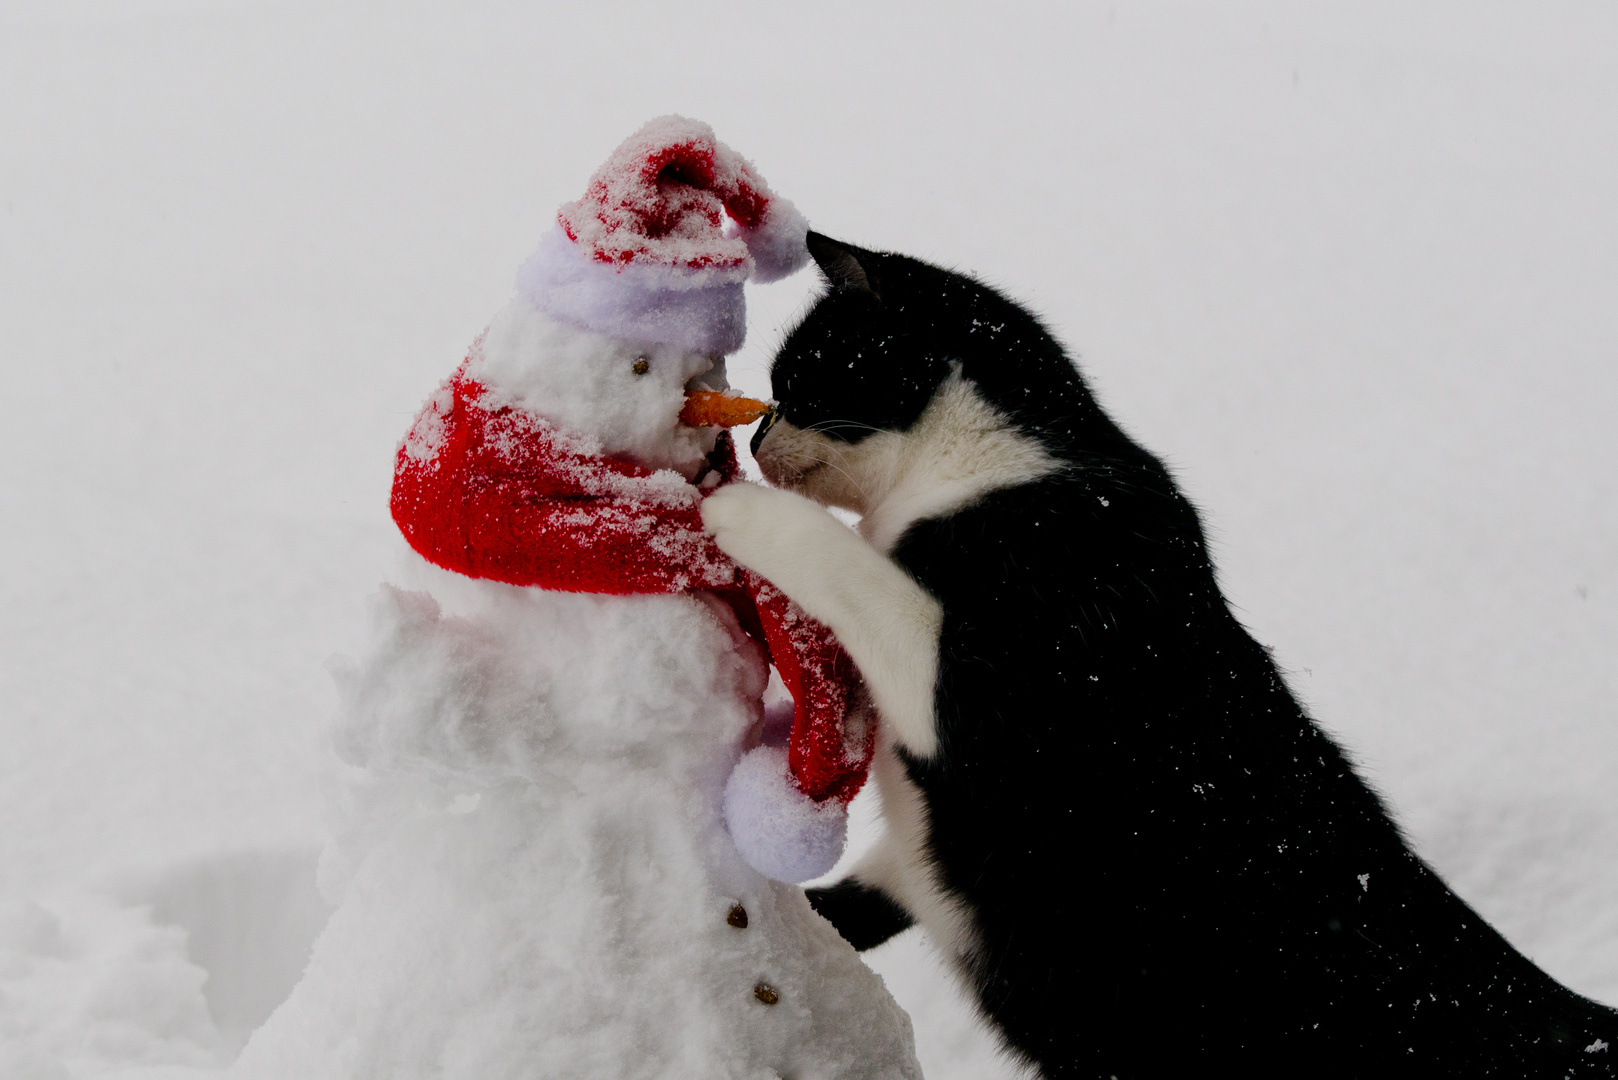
[230,581,917,1079]
[556,115,803,280]
[0,893,217,1077]
[2,4,1616,1079]
[469,301,722,480]
[198,108,910,1071]
[218,149,914,1072]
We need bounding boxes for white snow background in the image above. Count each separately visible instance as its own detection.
[1,1,1615,1076]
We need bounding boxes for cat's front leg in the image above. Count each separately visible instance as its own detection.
[702,482,942,757]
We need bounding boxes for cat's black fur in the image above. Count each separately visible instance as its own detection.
[774,235,1618,1077]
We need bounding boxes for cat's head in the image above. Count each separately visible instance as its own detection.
[753,234,1092,514]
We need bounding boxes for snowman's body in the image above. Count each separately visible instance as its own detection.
[232,302,921,1080]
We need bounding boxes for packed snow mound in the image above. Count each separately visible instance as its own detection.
[0,892,217,1078]
[233,577,921,1079]
[327,581,766,799]
[0,848,330,1080]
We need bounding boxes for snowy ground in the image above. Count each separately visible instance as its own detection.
[1,2,1615,1076]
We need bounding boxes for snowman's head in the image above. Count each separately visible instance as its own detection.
[471,118,812,479]
[471,299,726,481]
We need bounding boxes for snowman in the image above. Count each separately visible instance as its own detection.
[231,118,922,1079]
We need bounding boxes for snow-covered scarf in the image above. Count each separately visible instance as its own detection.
[390,362,871,805]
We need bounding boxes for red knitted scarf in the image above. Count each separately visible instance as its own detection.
[390,362,869,804]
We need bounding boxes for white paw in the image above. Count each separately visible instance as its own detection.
[699,481,786,547]
[701,482,847,589]
[703,481,945,761]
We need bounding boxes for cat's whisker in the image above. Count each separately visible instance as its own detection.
[807,455,874,506]
[802,418,910,443]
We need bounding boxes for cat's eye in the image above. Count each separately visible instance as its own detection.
[631,357,650,376]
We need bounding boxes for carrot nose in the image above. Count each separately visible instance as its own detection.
[680,390,774,428]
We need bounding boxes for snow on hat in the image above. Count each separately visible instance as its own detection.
[516,116,810,356]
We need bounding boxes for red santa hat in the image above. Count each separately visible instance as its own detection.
[516,116,810,356]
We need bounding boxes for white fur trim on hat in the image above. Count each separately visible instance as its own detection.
[517,226,747,356]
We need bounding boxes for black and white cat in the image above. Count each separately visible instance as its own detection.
[701,233,1618,1078]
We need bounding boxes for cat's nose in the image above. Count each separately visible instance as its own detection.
[750,408,779,457]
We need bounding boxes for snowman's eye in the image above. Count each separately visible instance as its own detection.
[631,357,650,376]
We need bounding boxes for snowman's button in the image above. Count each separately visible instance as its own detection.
[727,903,748,929]
[753,983,779,1006]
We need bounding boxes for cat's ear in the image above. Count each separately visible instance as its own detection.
[806,232,881,302]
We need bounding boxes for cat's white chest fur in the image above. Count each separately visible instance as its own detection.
[702,371,1062,977]
[703,370,1060,760]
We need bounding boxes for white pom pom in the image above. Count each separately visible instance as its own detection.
[739,198,811,285]
[723,746,847,883]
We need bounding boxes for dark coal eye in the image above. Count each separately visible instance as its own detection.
[631,357,650,376]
